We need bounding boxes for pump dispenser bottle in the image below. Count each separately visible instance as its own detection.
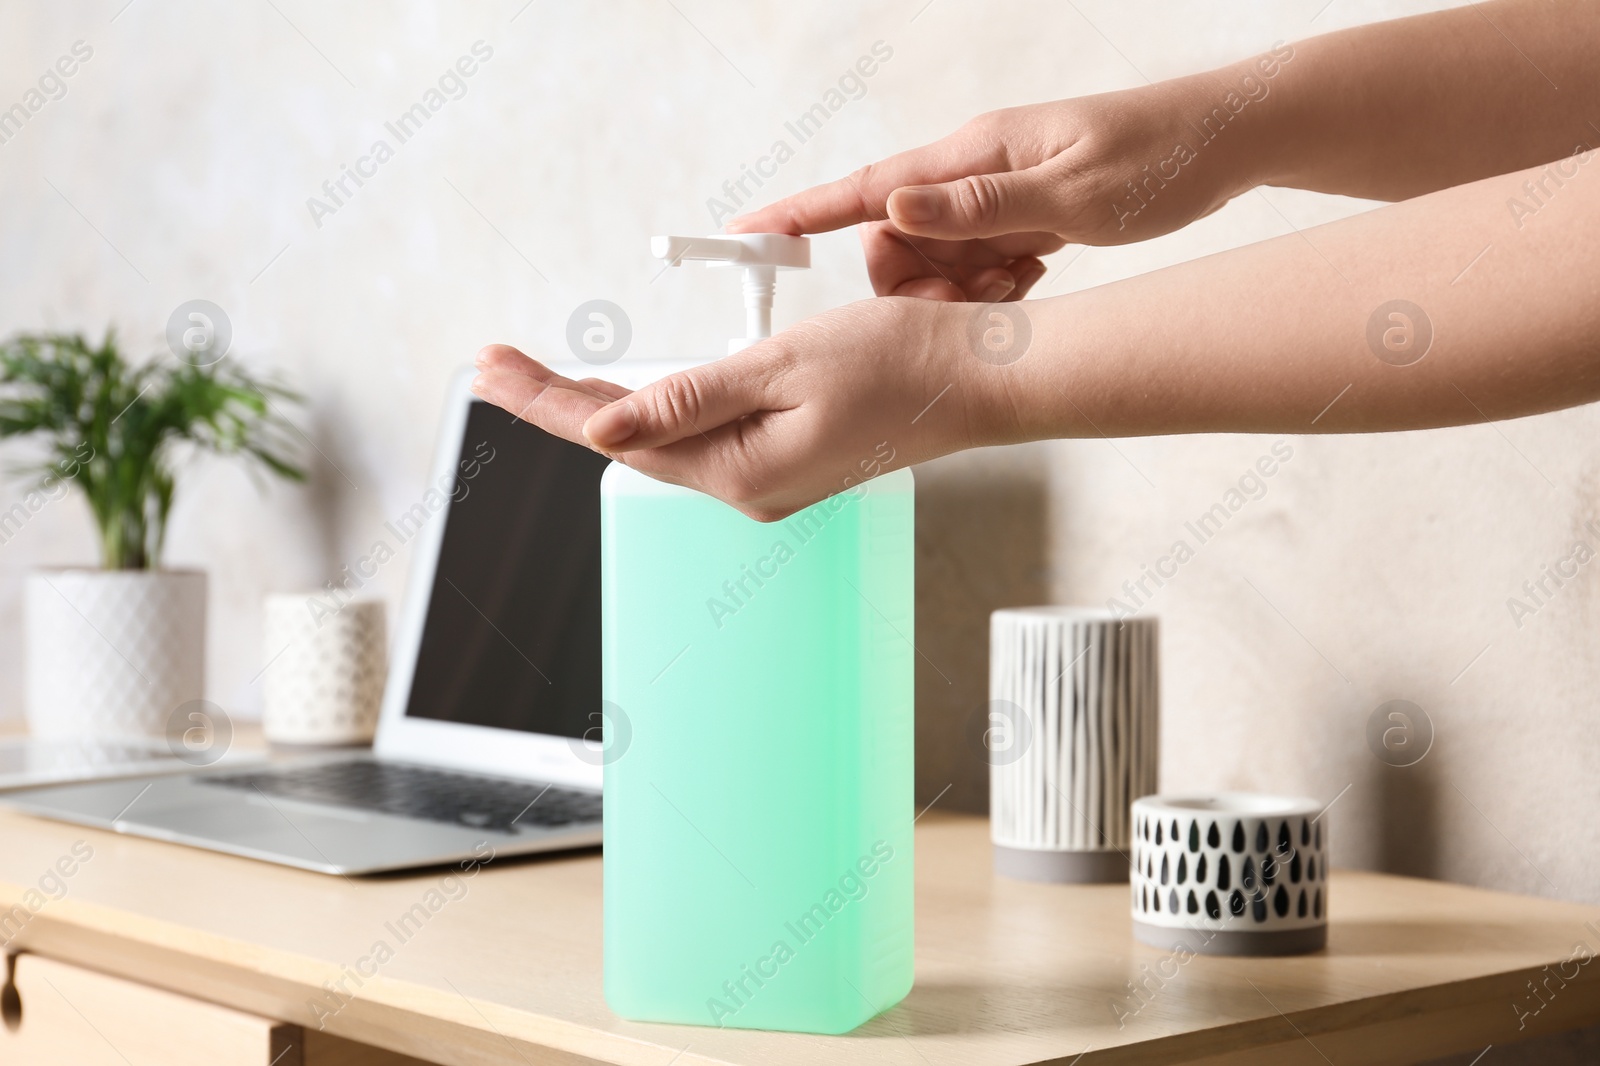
[600,233,914,1034]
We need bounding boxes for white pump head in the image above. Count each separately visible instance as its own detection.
[650,233,810,354]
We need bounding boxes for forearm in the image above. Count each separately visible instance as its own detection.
[1229,0,1600,200]
[978,154,1600,441]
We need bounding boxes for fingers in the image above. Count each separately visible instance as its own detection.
[471,367,608,448]
[728,129,992,236]
[475,343,540,375]
[862,225,942,298]
[607,421,755,500]
[582,354,778,452]
[968,259,1047,301]
[886,162,1063,241]
[891,276,967,300]
[859,225,1047,301]
[1009,257,1049,299]
[967,267,1017,303]
[474,345,629,404]
[471,345,775,483]
[861,224,969,300]
[470,345,784,519]
[576,376,633,402]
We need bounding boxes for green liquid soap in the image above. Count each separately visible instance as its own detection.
[600,462,915,1033]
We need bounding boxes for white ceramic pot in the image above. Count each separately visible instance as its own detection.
[988,607,1160,883]
[25,569,207,740]
[1130,793,1328,956]
[261,594,386,746]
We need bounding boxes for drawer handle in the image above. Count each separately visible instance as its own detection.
[1,954,19,1032]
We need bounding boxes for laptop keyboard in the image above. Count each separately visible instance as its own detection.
[199,760,602,833]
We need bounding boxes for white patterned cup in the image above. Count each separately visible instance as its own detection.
[988,607,1159,883]
[1131,793,1328,956]
[261,594,386,746]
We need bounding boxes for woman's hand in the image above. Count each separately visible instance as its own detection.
[471,297,1009,520]
[728,68,1273,302]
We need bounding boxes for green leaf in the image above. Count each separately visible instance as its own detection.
[0,330,307,570]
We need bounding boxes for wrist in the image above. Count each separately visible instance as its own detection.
[936,299,1049,450]
[1182,41,1305,195]
[962,292,1120,446]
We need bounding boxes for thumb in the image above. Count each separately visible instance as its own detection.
[583,359,769,452]
[886,165,1060,240]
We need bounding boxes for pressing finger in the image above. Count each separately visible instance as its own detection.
[727,126,994,236]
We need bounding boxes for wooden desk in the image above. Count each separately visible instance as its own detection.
[0,806,1597,1065]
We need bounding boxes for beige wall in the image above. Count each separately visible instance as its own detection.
[2,1,1595,907]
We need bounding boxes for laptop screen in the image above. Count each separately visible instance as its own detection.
[402,400,610,739]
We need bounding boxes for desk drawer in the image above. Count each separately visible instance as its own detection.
[0,954,436,1066]
[1,953,294,1065]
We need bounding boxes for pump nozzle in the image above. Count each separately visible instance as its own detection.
[651,233,810,354]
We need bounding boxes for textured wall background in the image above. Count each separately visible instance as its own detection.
[1,0,1595,912]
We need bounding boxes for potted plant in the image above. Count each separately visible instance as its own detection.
[0,330,303,739]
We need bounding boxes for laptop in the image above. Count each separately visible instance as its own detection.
[3,363,679,874]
